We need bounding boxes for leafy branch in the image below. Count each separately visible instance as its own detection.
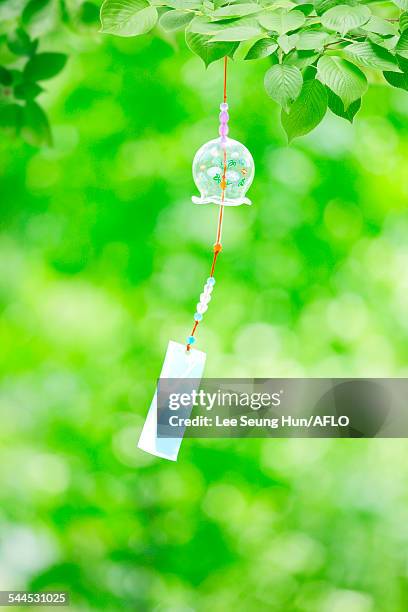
[2,0,408,145]
[100,0,408,140]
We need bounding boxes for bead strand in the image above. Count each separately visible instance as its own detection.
[219,102,229,145]
[186,277,216,347]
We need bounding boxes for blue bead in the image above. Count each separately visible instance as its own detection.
[207,277,216,286]
[194,312,203,321]
[187,336,196,345]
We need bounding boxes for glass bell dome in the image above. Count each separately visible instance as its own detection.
[192,137,255,207]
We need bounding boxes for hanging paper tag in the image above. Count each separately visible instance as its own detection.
[138,340,206,461]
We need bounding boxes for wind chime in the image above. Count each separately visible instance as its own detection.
[138,57,255,461]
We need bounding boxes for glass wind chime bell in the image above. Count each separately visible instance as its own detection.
[138,58,255,461]
[192,111,255,207]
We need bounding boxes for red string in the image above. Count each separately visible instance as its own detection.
[187,57,228,351]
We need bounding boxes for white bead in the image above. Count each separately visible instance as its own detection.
[204,284,213,294]
[197,303,208,314]
[200,292,211,304]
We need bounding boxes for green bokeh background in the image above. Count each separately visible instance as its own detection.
[1,25,408,612]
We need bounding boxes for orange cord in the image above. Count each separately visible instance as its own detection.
[187,57,228,351]
[223,55,228,103]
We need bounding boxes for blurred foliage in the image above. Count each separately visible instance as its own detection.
[0,0,91,145]
[1,2,408,612]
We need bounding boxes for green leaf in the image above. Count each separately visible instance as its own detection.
[257,9,306,35]
[9,71,24,87]
[391,0,408,9]
[313,0,337,16]
[326,87,361,122]
[185,30,238,66]
[22,0,51,25]
[343,41,401,73]
[377,34,400,51]
[21,0,57,38]
[281,78,327,141]
[321,4,371,37]
[0,66,12,86]
[384,69,408,90]
[284,49,320,69]
[211,3,262,20]
[278,33,297,53]
[163,0,202,8]
[361,16,398,37]
[395,55,408,71]
[14,81,43,100]
[211,26,263,41]
[295,30,330,50]
[384,55,408,90]
[79,2,101,25]
[24,53,67,81]
[244,38,278,60]
[7,28,38,56]
[190,15,262,40]
[189,16,222,35]
[210,18,263,41]
[396,30,408,59]
[100,0,158,37]
[0,104,22,133]
[21,101,51,146]
[264,63,302,111]
[295,3,315,16]
[159,9,193,31]
[316,55,367,109]
[400,12,408,33]
[303,64,317,81]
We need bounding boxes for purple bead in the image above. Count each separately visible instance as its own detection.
[220,102,228,111]
[219,124,229,137]
[219,111,229,123]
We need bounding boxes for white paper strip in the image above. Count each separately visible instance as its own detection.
[138,340,206,461]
